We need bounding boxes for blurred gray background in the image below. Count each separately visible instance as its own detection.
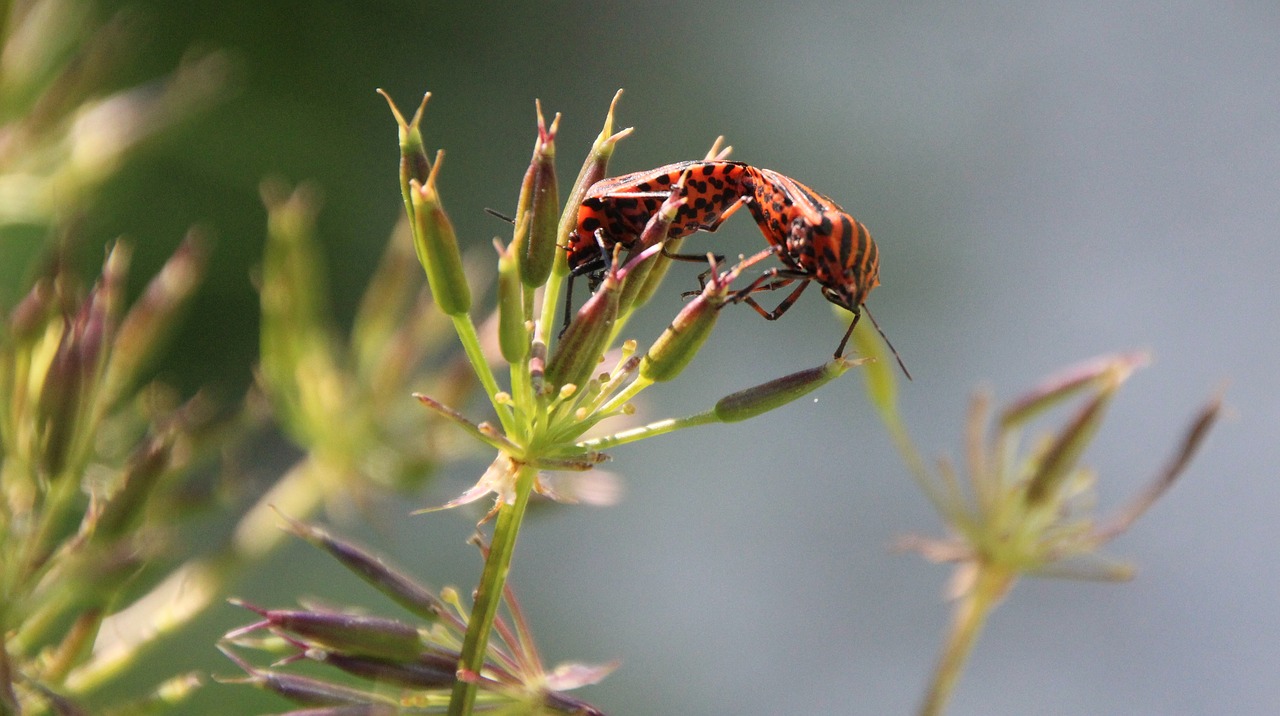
[85,1,1278,713]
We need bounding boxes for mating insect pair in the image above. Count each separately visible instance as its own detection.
[567,160,909,377]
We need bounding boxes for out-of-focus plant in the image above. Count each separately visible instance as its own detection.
[0,1,235,712]
[856,328,1222,716]
[0,0,226,297]
[0,236,216,713]
[220,516,612,716]
[82,177,484,710]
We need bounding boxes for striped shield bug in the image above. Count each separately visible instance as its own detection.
[568,160,757,279]
[563,159,756,327]
[729,167,909,377]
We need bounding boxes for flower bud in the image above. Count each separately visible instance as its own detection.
[104,231,207,403]
[494,239,528,363]
[378,90,432,219]
[232,602,424,661]
[512,101,560,288]
[281,516,446,621]
[1023,364,1131,507]
[617,182,686,316]
[409,154,471,317]
[310,651,456,689]
[639,257,728,383]
[545,257,623,391]
[554,90,632,267]
[714,358,859,423]
[9,277,55,342]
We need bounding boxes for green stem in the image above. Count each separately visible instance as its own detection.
[595,374,652,417]
[450,314,513,432]
[447,463,538,716]
[578,409,719,451]
[918,565,1013,716]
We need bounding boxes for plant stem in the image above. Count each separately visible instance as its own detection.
[919,565,1013,716]
[448,462,538,716]
[578,409,719,451]
[450,314,513,433]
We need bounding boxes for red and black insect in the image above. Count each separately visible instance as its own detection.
[568,159,907,375]
[567,159,756,279]
[728,167,896,367]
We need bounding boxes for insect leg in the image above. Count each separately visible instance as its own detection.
[733,275,810,321]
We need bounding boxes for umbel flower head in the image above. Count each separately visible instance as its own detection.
[380,89,867,521]
[376,89,874,715]
[856,326,1222,716]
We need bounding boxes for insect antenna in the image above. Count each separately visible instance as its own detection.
[861,304,911,380]
[484,207,516,224]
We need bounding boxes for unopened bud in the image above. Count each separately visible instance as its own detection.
[545,263,621,391]
[513,101,560,288]
[9,278,54,342]
[640,261,729,383]
[281,517,446,621]
[494,239,528,362]
[714,358,859,423]
[232,602,424,662]
[617,183,687,315]
[379,90,432,219]
[409,154,471,317]
[554,90,633,266]
[312,651,457,689]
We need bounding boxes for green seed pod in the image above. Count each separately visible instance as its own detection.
[554,90,632,271]
[379,90,432,220]
[94,431,173,538]
[495,238,528,362]
[514,101,560,288]
[714,358,857,423]
[239,604,425,662]
[1024,375,1122,507]
[617,189,685,316]
[281,516,446,621]
[639,262,727,383]
[545,265,622,391]
[409,154,471,317]
[625,235,681,314]
[105,232,207,403]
